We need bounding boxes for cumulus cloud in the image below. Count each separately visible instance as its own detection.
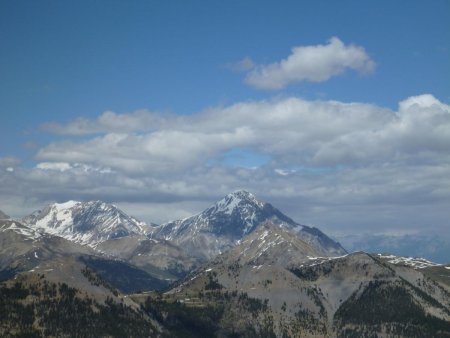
[244,37,376,90]
[36,94,450,176]
[1,94,449,239]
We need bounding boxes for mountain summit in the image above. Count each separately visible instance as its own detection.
[22,200,151,247]
[152,190,346,261]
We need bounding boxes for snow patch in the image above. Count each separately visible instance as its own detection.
[377,254,441,269]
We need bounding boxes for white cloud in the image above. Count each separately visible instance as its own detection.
[244,37,375,90]
[1,94,449,239]
[37,94,450,175]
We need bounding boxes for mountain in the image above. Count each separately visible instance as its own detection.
[152,190,346,261]
[154,221,450,337]
[22,201,197,279]
[0,218,169,293]
[335,232,450,264]
[2,201,450,336]
[22,200,153,247]
[0,220,163,336]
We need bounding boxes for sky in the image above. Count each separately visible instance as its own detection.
[1,0,449,243]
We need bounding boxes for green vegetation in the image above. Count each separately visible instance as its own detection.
[142,289,276,337]
[0,268,19,282]
[0,279,156,337]
[289,260,334,281]
[205,271,223,290]
[334,280,450,337]
[143,297,224,337]
[294,309,327,335]
[80,255,169,293]
[81,265,119,296]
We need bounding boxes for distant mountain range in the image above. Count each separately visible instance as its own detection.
[1,191,449,337]
[335,232,450,264]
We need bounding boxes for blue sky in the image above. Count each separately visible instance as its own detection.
[1,1,449,250]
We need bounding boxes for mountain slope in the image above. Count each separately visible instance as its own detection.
[21,201,198,279]
[0,218,172,293]
[159,223,450,337]
[152,190,346,261]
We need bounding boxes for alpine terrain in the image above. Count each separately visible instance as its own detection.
[0,191,449,337]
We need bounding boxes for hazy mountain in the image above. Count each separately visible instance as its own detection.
[0,210,9,220]
[336,232,450,264]
[152,190,346,261]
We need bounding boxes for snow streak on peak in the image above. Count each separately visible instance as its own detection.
[206,190,265,217]
[54,200,80,209]
[0,220,43,241]
[214,190,265,215]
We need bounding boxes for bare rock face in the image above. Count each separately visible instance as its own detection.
[152,190,346,262]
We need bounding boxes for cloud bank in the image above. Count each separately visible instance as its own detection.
[1,94,449,237]
[244,37,375,90]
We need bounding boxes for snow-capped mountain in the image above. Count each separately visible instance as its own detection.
[0,219,43,242]
[152,190,346,261]
[22,200,152,247]
[21,201,198,278]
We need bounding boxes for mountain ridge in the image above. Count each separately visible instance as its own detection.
[152,190,347,261]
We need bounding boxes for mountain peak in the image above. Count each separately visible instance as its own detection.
[208,190,264,216]
[229,189,258,200]
[23,199,150,247]
[153,191,346,261]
